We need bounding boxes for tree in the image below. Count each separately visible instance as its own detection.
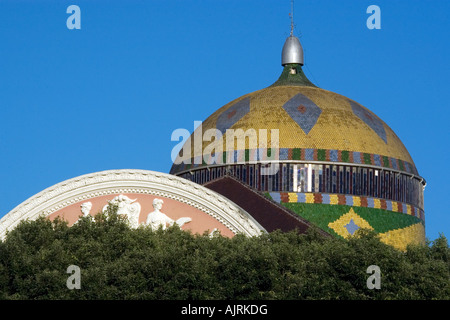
[0,207,448,300]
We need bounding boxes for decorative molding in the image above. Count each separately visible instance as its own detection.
[269,191,425,221]
[171,147,421,178]
[0,169,266,239]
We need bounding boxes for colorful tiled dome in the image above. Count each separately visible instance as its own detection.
[175,82,416,173]
[170,35,426,251]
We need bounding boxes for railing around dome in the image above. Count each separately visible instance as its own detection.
[177,163,425,211]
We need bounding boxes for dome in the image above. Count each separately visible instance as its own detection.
[171,66,419,178]
[170,35,426,251]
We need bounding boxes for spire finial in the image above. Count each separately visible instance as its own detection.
[290,0,294,36]
[282,0,304,66]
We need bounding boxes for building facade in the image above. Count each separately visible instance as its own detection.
[0,33,426,252]
[170,35,426,251]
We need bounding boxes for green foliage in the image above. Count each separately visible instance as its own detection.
[0,207,448,300]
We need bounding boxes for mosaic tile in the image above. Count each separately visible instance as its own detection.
[314,193,323,203]
[391,158,398,170]
[305,193,315,203]
[360,197,368,207]
[270,191,424,222]
[177,147,418,174]
[373,198,381,209]
[279,148,289,160]
[317,149,326,161]
[304,148,314,161]
[216,97,251,134]
[406,204,412,215]
[399,160,405,171]
[350,100,387,143]
[298,193,306,203]
[363,153,372,165]
[373,154,382,167]
[292,148,301,160]
[341,150,350,163]
[383,156,390,168]
[288,193,298,203]
[282,93,322,134]
[392,202,398,212]
[379,222,425,251]
[344,219,360,235]
[329,149,338,162]
[353,152,362,164]
[280,193,289,203]
[328,208,373,239]
[280,200,425,250]
[270,192,281,202]
[345,195,354,206]
[330,194,339,205]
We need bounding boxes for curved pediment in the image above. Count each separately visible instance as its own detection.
[0,169,265,239]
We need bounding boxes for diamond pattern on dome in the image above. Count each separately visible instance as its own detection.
[344,219,360,235]
[328,208,373,239]
[282,93,321,135]
[350,100,387,143]
[216,97,250,134]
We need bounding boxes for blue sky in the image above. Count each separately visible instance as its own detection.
[0,0,448,241]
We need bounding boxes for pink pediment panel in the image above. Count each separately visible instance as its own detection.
[47,193,235,237]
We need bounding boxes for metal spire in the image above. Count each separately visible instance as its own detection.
[290,0,294,36]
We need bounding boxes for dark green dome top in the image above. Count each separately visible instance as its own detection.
[270,64,316,88]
